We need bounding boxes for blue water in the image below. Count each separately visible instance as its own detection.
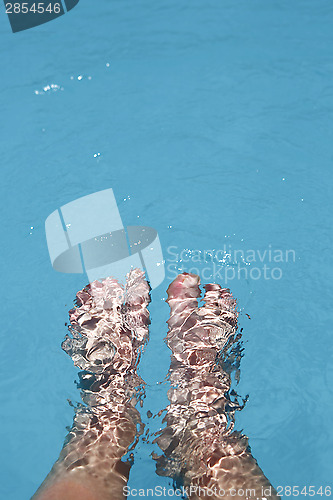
[1,1,332,498]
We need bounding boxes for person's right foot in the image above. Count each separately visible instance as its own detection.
[155,273,280,500]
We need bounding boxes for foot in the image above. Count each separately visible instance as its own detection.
[155,273,279,500]
[33,269,150,500]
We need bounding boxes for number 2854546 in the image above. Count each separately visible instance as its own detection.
[276,486,331,497]
[5,3,62,14]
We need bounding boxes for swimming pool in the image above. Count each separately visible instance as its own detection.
[0,1,332,498]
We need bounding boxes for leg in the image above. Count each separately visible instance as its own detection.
[155,273,280,500]
[32,269,150,500]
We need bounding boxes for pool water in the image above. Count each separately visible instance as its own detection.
[0,1,332,498]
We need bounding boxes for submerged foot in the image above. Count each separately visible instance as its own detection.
[154,273,280,500]
[33,269,150,500]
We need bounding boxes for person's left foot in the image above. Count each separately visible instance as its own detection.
[33,268,151,500]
